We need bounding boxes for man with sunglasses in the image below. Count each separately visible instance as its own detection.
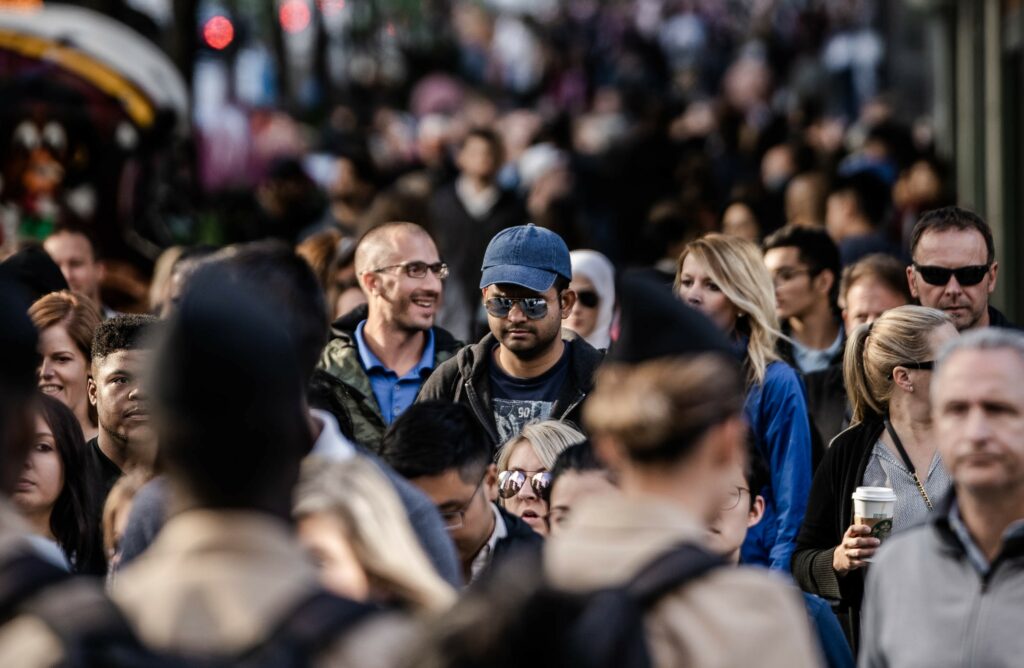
[318,222,463,450]
[419,224,604,446]
[907,206,1017,332]
[380,402,542,584]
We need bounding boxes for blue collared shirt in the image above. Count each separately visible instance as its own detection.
[948,497,1024,576]
[354,321,435,425]
[791,329,844,375]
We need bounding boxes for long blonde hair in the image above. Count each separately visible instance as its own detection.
[844,305,952,424]
[294,456,456,614]
[674,233,781,386]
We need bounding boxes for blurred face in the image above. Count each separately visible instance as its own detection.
[501,440,548,535]
[412,466,497,565]
[89,350,152,448]
[721,204,759,242]
[566,275,599,339]
[13,414,64,524]
[677,254,741,334]
[483,284,572,361]
[706,462,763,564]
[38,326,90,422]
[909,228,996,331]
[764,246,828,320]
[457,136,499,182]
[842,278,909,331]
[364,232,443,333]
[43,231,103,303]
[825,191,855,241]
[547,470,617,536]
[933,349,1024,496]
[297,512,371,602]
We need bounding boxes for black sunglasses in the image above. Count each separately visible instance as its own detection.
[896,360,934,371]
[576,290,600,308]
[498,470,553,502]
[913,264,990,287]
[485,297,549,320]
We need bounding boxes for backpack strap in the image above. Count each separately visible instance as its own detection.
[625,542,726,607]
[0,550,71,623]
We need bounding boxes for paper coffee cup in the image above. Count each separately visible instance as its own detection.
[852,486,896,542]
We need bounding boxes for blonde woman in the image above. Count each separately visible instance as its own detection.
[495,420,585,536]
[294,456,456,615]
[675,233,812,572]
[793,305,956,647]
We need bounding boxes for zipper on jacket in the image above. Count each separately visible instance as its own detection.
[464,380,500,444]
[559,391,586,421]
[961,573,988,667]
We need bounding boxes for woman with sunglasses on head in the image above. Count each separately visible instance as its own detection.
[495,420,586,537]
[792,305,957,649]
[675,233,813,573]
[567,250,615,351]
[13,394,106,575]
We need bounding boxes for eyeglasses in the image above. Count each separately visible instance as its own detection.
[438,476,485,531]
[721,486,751,511]
[373,261,449,280]
[485,297,549,320]
[769,267,811,286]
[895,360,934,371]
[576,290,600,308]
[498,469,553,502]
[913,264,990,287]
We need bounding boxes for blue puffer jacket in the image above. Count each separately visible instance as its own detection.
[741,359,814,572]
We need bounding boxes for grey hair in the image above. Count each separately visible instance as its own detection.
[934,327,1024,379]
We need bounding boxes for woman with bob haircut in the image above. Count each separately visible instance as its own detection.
[29,291,103,442]
[674,233,813,572]
[495,420,586,537]
[793,305,957,648]
[294,456,456,614]
[13,394,106,574]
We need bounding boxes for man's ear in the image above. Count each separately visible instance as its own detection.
[360,270,380,296]
[906,265,919,299]
[747,495,766,528]
[988,261,999,295]
[87,374,98,407]
[483,463,499,503]
[815,269,835,298]
[560,289,576,320]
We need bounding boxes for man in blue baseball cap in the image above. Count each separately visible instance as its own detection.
[419,224,604,446]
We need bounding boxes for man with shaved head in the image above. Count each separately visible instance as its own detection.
[317,222,463,450]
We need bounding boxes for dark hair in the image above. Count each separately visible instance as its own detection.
[380,401,492,483]
[839,253,912,307]
[553,275,571,294]
[48,221,102,261]
[910,206,995,265]
[462,127,505,164]
[762,224,841,309]
[195,240,328,384]
[742,435,770,510]
[91,314,157,360]
[549,440,604,488]
[37,394,106,575]
[830,171,891,227]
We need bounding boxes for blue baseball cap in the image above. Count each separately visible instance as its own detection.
[479,224,572,292]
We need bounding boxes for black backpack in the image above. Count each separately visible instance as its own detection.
[23,581,379,668]
[429,542,725,668]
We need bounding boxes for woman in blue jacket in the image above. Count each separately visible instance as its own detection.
[676,233,813,572]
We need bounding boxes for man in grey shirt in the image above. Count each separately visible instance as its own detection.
[860,328,1024,667]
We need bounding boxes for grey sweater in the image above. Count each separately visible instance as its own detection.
[859,497,1024,668]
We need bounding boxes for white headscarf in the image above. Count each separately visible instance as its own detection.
[569,250,616,350]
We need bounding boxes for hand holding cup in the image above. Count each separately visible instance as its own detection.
[832,524,880,575]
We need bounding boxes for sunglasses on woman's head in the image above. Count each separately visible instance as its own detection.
[498,470,552,502]
[576,290,600,308]
[913,264,990,287]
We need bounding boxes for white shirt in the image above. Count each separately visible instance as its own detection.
[469,503,507,583]
[308,409,356,461]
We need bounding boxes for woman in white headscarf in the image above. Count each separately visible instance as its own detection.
[568,250,615,350]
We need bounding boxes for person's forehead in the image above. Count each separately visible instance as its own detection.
[915,228,988,265]
[390,231,439,260]
[507,439,544,469]
[763,246,802,269]
[95,348,150,373]
[847,279,906,309]
[935,349,1024,401]
[45,232,94,259]
[411,469,477,502]
[486,283,547,298]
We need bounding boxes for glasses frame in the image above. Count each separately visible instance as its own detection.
[912,263,991,287]
[372,261,449,280]
[438,475,485,531]
[721,485,751,511]
[498,469,553,502]
[485,296,550,320]
[769,267,813,287]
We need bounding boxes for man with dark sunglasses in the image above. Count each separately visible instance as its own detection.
[907,206,1018,332]
[380,402,542,585]
[318,222,463,450]
[419,224,604,447]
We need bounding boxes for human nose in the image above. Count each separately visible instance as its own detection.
[39,358,54,379]
[128,385,147,402]
[516,478,537,500]
[682,286,702,307]
[506,302,528,323]
[963,406,994,445]
[943,274,963,296]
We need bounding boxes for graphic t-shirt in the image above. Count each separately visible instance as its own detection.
[489,344,569,443]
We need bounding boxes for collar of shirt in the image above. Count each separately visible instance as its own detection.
[791,328,844,374]
[308,408,356,461]
[469,503,508,583]
[947,498,1024,576]
[455,176,500,219]
[354,320,436,379]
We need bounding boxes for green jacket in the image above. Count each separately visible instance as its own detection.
[315,305,463,451]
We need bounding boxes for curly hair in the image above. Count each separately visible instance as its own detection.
[91,314,157,361]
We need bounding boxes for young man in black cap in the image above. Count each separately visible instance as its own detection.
[419,224,603,446]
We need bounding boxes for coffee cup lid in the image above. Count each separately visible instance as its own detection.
[852,486,897,502]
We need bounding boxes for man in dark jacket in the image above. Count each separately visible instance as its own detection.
[418,224,604,447]
[380,401,542,585]
[429,128,527,342]
[317,222,461,450]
